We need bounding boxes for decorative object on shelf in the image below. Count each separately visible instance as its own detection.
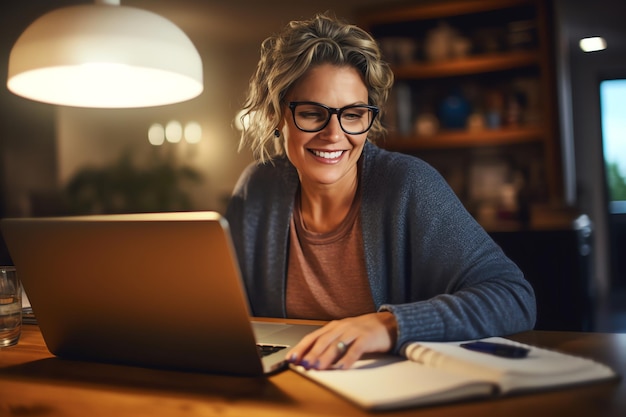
[438,88,470,129]
[396,38,418,64]
[414,113,440,137]
[451,36,472,59]
[485,90,505,129]
[507,20,537,50]
[467,111,486,131]
[380,37,418,65]
[424,22,460,62]
[473,27,506,54]
[505,92,526,126]
[512,77,541,124]
[395,82,413,135]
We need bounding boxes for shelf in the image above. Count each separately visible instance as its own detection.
[391,50,540,79]
[381,125,545,151]
[359,0,536,26]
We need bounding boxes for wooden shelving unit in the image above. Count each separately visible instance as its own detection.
[383,125,545,151]
[358,0,565,230]
[391,50,540,79]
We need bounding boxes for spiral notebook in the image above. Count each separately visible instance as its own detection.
[291,337,617,410]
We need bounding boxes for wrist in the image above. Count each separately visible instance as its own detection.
[378,311,398,350]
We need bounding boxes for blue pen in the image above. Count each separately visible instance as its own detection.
[460,341,530,358]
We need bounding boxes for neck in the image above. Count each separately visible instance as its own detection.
[299,174,359,234]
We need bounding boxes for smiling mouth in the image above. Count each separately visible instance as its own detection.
[310,149,345,159]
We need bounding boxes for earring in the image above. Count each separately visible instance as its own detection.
[274,129,280,138]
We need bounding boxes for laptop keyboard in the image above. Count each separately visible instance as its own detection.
[257,344,287,357]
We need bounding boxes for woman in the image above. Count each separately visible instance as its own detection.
[226,13,536,371]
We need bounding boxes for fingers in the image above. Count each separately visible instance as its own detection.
[333,336,367,370]
[286,312,397,371]
[286,320,353,370]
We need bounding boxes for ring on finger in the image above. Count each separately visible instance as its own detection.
[336,341,348,355]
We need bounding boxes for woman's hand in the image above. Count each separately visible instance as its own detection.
[286,311,398,370]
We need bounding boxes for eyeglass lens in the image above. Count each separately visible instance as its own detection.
[290,102,377,134]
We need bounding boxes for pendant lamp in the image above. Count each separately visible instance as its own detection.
[7,0,203,108]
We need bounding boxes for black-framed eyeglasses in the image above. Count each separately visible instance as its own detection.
[288,101,379,135]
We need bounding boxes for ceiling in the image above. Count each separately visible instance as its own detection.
[94,0,399,45]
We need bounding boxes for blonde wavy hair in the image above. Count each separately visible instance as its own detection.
[237,13,394,163]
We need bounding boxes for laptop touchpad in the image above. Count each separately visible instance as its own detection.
[251,321,293,338]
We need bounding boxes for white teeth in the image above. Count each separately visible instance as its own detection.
[312,150,343,159]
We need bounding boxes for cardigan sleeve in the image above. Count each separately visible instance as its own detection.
[361,145,536,353]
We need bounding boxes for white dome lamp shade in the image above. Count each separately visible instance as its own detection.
[7,0,203,108]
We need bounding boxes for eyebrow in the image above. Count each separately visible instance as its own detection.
[289,100,370,107]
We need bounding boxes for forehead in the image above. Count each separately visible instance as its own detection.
[288,64,367,100]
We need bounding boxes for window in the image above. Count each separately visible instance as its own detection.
[600,79,626,213]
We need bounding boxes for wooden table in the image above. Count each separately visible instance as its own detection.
[0,324,624,417]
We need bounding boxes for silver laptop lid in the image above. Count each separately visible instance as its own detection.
[1,211,289,375]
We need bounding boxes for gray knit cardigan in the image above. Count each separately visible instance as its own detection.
[225,141,536,353]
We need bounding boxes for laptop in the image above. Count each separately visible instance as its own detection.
[1,211,319,376]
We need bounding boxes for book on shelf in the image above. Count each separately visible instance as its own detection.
[290,337,617,411]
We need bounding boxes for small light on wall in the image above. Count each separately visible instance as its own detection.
[165,121,183,143]
[149,120,202,146]
[148,123,165,146]
[184,122,202,144]
[579,36,607,53]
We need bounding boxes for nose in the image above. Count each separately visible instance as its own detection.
[320,113,343,141]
